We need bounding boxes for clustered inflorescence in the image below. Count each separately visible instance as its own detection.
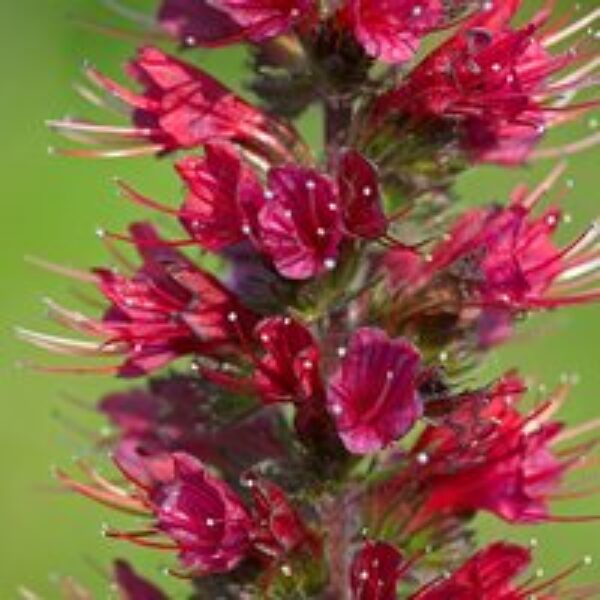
[19,0,600,598]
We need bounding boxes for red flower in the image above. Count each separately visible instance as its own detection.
[253,316,322,404]
[370,1,593,164]
[158,0,469,65]
[337,149,387,240]
[96,224,258,375]
[58,450,322,578]
[342,0,445,64]
[151,453,252,573]
[56,451,253,575]
[20,223,259,376]
[350,541,405,600]
[411,542,531,600]
[176,142,264,251]
[427,176,600,311]
[410,374,569,524]
[246,474,316,560]
[114,560,168,600]
[258,165,344,279]
[327,328,422,454]
[49,47,297,162]
[257,152,386,279]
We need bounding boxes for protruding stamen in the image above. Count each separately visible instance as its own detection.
[532,132,600,160]
[543,8,600,48]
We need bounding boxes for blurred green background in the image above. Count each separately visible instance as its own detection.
[0,0,598,597]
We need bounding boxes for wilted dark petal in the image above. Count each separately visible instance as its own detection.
[157,0,243,46]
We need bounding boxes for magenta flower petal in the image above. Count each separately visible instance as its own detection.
[176,142,264,251]
[258,166,344,280]
[254,316,322,404]
[345,0,445,64]
[152,453,252,574]
[411,543,531,599]
[337,149,387,239]
[351,541,404,600]
[327,327,422,454]
[369,0,587,164]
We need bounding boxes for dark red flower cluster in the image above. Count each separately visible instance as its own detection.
[59,451,319,579]
[22,0,600,596]
[349,540,597,600]
[361,0,600,188]
[158,0,468,63]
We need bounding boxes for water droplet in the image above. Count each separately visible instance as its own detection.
[417,452,430,465]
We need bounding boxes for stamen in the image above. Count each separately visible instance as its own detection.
[543,8,600,48]
[46,119,155,139]
[25,255,99,283]
[99,0,156,27]
[51,144,164,159]
[521,162,568,209]
[115,179,179,215]
[55,468,147,515]
[556,418,600,444]
[15,328,123,357]
[532,131,600,160]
